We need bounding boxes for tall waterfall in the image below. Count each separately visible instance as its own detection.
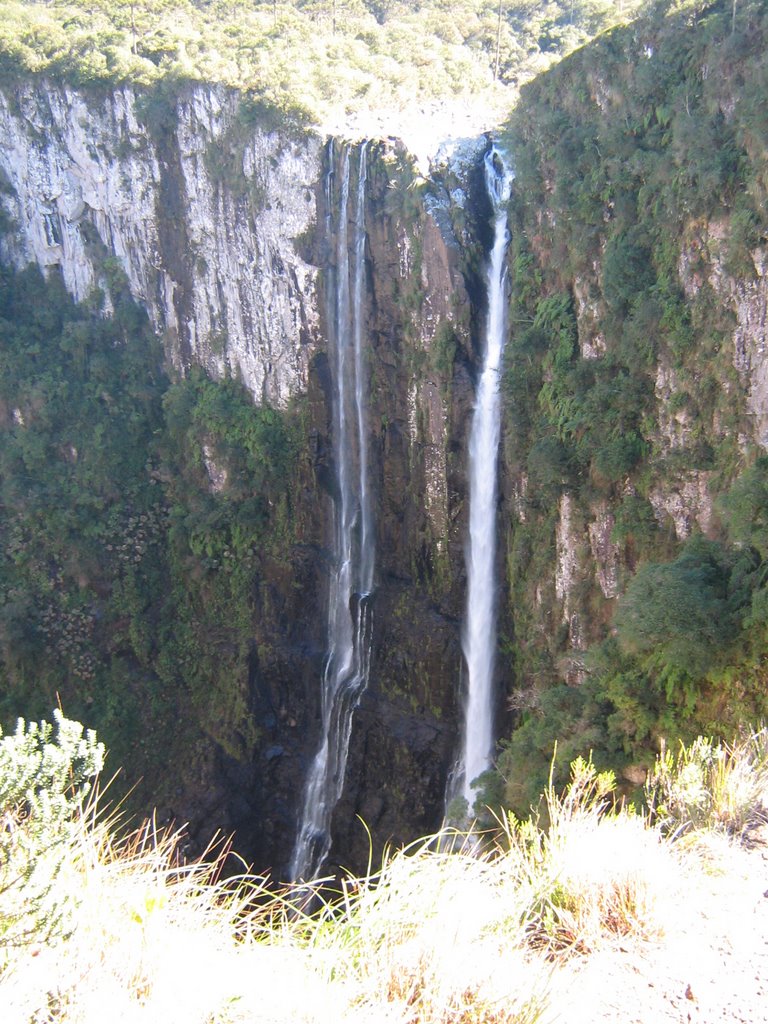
[456,145,513,814]
[290,143,374,882]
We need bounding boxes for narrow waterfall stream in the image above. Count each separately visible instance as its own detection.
[290,143,374,882]
[456,145,513,815]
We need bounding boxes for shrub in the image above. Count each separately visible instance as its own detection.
[526,435,575,493]
[721,456,768,558]
[602,227,655,314]
[611,493,658,550]
[0,711,104,964]
[645,728,768,838]
[592,432,644,482]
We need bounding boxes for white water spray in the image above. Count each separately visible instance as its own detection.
[456,145,513,815]
[290,143,374,881]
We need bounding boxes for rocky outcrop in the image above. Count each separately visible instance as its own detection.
[679,220,768,450]
[588,502,620,600]
[648,474,715,541]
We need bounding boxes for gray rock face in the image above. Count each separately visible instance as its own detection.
[0,81,321,406]
[679,219,768,450]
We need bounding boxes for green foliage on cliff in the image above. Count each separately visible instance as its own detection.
[614,537,737,674]
[720,457,768,557]
[0,262,300,807]
[0,0,649,127]
[496,0,768,814]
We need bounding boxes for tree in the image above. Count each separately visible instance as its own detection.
[494,0,504,79]
[614,537,734,675]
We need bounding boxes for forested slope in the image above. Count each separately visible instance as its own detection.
[0,0,646,134]
[0,264,308,850]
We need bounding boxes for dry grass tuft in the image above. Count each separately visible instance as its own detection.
[500,756,677,955]
[2,804,339,1024]
[646,726,768,839]
[302,833,549,1023]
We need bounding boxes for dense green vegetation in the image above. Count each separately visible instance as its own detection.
[0,262,301,806]
[0,0,647,127]
[496,0,768,813]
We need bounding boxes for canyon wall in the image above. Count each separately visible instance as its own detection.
[2,0,768,873]
[0,82,320,406]
[0,79,486,874]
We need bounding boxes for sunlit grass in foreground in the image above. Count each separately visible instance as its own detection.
[2,727,767,1023]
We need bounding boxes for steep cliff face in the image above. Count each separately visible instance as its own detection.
[0,81,320,406]
[4,0,766,873]
[282,139,490,872]
[327,144,480,869]
[0,80,329,873]
[678,218,768,450]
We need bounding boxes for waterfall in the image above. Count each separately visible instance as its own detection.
[455,145,513,815]
[290,142,374,882]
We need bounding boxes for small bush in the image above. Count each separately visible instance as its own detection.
[614,537,735,675]
[602,228,655,314]
[645,728,768,838]
[0,711,104,964]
